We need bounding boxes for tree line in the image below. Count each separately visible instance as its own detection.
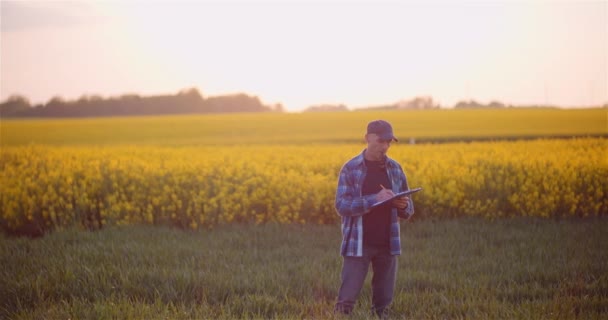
[0,88,283,118]
[304,97,512,112]
[2,88,598,118]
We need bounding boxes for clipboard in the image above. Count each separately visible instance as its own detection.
[371,187,423,208]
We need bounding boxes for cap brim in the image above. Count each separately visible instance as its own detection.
[380,133,398,142]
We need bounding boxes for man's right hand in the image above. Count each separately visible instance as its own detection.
[376,188,395,202]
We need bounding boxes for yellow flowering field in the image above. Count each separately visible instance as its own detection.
[1,138,606,235]
[2,108,606,146]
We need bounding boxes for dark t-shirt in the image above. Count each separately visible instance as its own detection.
[362,159,392,247]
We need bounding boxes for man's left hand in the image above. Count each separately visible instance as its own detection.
[392,196,409,209]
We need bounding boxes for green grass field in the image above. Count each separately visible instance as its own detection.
[1,108,606,146]
[2,218,607,319]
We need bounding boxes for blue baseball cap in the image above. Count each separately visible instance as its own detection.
[367,120,398,142]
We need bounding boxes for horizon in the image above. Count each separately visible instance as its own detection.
[1,0,606,111]
[3,86,607,113]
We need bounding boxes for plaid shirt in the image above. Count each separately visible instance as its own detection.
[335,149,414,257]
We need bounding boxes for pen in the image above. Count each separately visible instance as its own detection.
[380,184,386,190]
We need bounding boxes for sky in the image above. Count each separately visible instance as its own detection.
[1,0,606,111]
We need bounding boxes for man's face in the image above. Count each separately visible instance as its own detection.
[365,133,392,160]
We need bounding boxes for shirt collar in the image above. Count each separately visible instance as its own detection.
[356,149,390,168]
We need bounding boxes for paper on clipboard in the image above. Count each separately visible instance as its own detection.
[371,187,423,208]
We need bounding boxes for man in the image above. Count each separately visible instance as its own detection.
[334,119,414,317]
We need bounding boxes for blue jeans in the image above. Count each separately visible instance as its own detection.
[335,245,398,316]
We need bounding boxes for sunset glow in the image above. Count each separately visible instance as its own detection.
[1,0,606,111]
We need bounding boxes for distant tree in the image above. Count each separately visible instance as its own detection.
[178,87,204,99]
[356,96,441,111]
[355,104,395,111]
[272,103,285,112]
[119,94,141,101]
[46,96,65,106]
[0,95,31,117]
[453,100,508,109]
[395,96,440,109]
[205,93,272,113]
[303,104,349,112]
[454,100,484,109]
[41,96,71,117]
[175,88,205,113]
[487,101,506,108]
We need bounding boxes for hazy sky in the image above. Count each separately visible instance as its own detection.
[1,0,606,111]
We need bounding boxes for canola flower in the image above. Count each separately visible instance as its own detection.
[1,139,606,235]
